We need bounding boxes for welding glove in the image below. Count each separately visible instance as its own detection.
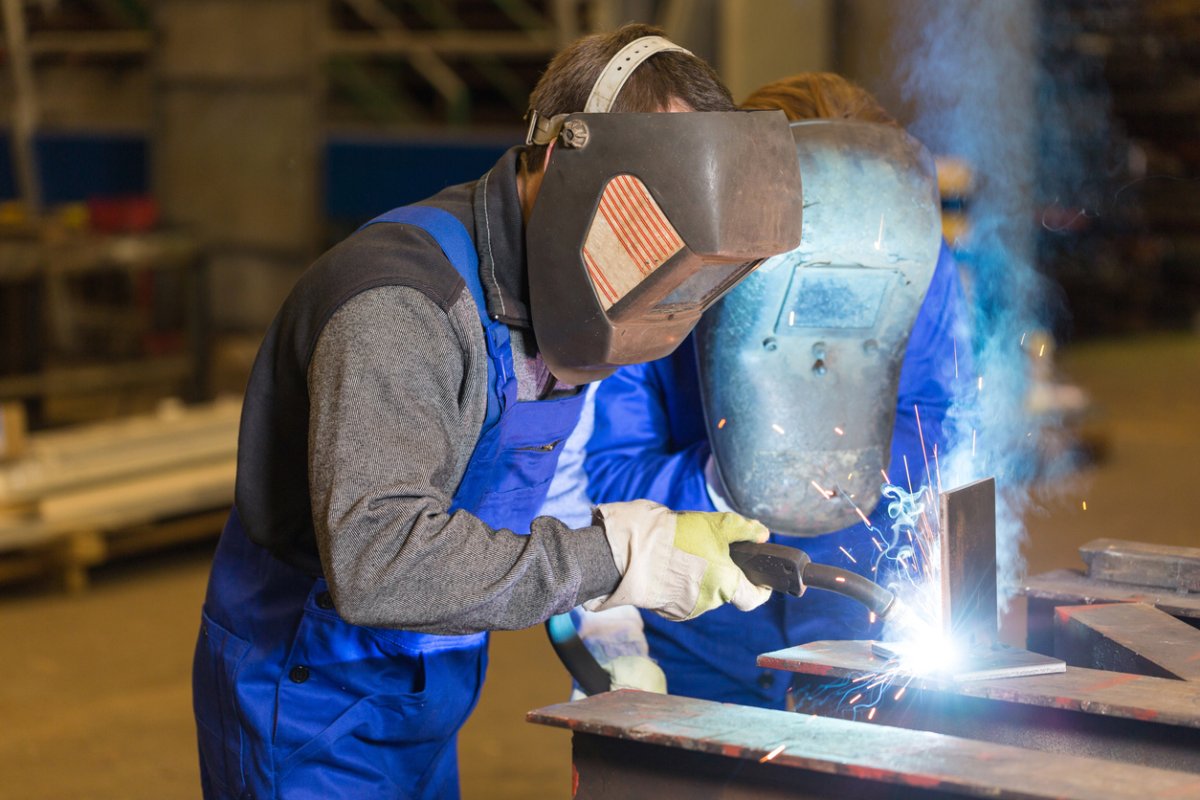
[585,499,772,621]
[569,605,667,699]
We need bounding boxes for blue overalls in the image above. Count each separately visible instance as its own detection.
[193,207,586,799]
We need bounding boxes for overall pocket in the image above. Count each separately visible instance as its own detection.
[272,597,488,796]
[193,610,253,797]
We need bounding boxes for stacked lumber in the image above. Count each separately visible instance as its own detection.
[0,397,240,591]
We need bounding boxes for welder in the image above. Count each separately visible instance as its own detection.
[545,73,973,708]
[190,25,807,800]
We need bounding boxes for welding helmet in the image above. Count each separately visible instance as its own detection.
[525,36,804,385]
[697,120,942,536]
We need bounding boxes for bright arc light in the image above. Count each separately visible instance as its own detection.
[885,633,962,677]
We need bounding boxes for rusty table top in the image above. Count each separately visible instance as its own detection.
[529,690,1200,799]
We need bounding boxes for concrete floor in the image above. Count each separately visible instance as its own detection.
[0,332,1196,799]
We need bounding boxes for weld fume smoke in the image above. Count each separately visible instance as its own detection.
[888,1,1102,608]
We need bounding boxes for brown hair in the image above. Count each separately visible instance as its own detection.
[741,72,898,126]
[521,23,734,173]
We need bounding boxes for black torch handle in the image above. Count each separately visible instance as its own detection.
[731,541,898,618]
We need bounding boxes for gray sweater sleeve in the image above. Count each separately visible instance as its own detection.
[307,285,619,634]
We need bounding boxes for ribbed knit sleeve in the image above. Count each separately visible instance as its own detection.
[307,285,618,634]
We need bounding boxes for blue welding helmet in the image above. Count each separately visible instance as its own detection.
[697,120,942,536]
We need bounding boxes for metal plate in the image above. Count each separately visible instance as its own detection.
[940,477,997,646]
[528,690,1200,799]
[1054,602,1200,680]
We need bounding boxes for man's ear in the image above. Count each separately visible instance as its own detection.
[542,139,555,172]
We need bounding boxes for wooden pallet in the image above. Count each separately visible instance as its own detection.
[0,398,239,592]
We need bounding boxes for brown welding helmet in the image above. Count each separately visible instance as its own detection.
[526,109,804,384]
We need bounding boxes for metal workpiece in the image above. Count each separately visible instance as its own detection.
[1079,538,1200,593]
[527,690,1200,800]
[759,640,1200,773]
[939,478,998,646]
[697,120,942,537]
[1053,601,1200,680]
[1022,568,1200,656]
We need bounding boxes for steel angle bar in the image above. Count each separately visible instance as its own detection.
[1053,602,1200,680]
[528,690,1200,800]
[1080,539,1200,593]
[1021,569,1200,656]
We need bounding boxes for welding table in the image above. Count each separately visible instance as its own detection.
[529,689,1200,799]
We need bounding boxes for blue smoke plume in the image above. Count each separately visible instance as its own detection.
[887,1,1107,606]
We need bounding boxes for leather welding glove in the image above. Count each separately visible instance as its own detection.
[585,499,772,621]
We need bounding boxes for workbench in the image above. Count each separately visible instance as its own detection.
[530,690,1200,799]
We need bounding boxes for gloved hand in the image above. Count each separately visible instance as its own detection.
[570,605,665,699]
[584,500,772,621]
[570,655,668,700]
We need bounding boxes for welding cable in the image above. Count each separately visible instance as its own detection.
[802,563,898,618]
[546,613,612,695]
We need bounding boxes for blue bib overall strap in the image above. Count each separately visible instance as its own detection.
[360,205,515,437]
[195,204,585,800]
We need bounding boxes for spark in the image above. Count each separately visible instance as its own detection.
[718,418,727,429]
[834,426,845,436]
[869,611,877,624]
[1020,331,1027,346]
[847,472,855,480]
[810,480,834,499]
[849,693,863,704]
[874,214,885,250]
[772,422,786,435]
[871,537,884,552]
[903,455,913,493]
[1038,343,1046,358]
[853,505,872,526]
[914,404,931,491]
[1082,500,1087,511]
[834,575,846,583]
[894,686,906,701]
[971,428,977,457]
[868,707,877,721]
[933,443,943,496]
[788,310,795,327]
[759,744,786,763]
[838,546,857,564]
[977,375,984,392]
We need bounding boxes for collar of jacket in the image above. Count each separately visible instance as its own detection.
[471,146,533,328]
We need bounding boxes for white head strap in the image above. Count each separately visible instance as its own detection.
[525,35,693,146]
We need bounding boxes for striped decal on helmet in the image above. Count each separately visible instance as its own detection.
[581,174,684,309]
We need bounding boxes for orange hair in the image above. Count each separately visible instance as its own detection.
[741,72,898,127]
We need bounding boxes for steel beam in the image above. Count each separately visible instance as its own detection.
[759,640,1200,773]
[1080,539,1200,593]
[528,690,1200,799]
[1022,569,1200,656]
[1053,602,1200,680]
[940,478,998,646]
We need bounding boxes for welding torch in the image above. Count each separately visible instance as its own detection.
[548,541,903,696]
